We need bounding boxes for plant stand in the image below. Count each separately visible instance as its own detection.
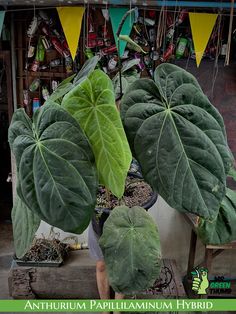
[183,213,236,298]
[8,251,185,299]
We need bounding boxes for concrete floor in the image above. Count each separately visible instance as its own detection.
[0,222,232,314]
[0,222,14,300]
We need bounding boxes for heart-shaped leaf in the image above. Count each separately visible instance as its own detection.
[62,69,132,198]
[99,206,161,294]
[121,64,233,220]
[12,194,41,258]
[9,104,98,234]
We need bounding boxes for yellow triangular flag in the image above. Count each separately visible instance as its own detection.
[189,13,218,67]
[57,7,85,60]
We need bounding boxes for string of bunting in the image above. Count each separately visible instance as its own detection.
[0,6,221,67]
[56,7,219,67]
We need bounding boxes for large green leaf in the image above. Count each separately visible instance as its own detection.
[12,194,41,258]
[197,188,236,244]
[8,104,98,233]
[62,69,132,198]
[121,64,233,220]
[99,206,161,294]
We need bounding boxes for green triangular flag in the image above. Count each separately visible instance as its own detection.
[109,8,134,57]
[0,11,5,37]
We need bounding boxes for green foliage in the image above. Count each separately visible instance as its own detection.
[12,194,41,258]
[99,206,161,294]
[113,59,141,99]
[198,188,236,244]
[9,104,98,234]
[119,35,147,54]
[62,69,132,198]
[45,56,99,104]
[121,63,233,220]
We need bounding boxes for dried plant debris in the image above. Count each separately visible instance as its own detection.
[21,238,68,262]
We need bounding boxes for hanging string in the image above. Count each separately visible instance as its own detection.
[26,4,36,102]
[129,0,132,27]
[103,1,108,41]
[86,1,89,51]
[170,0,179,46]
[225,0,234,65]
[156,6,164,50]
[82,0,86,53]
[161,2,168,57]
[211,13,222,98]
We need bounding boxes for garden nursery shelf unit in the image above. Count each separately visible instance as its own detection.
[13,10,74,114]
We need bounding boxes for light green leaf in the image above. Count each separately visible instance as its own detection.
[9,105,98,234]
[99,206,161,294]
[121,59,140,73]
[121,64,233,220]
[62,69,132,198]
[198,188,236,244]
[119,35,147,54]
[12,194,41,258]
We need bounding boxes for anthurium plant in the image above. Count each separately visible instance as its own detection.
[8,57,236,294]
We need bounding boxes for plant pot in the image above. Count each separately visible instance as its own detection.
[92,172,158,237]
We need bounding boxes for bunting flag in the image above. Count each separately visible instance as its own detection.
[109,8,135,57]
[57,7,85,60]
[0,11,5,37]
[189,12,218,67]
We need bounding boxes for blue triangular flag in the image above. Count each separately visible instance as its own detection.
[109,8,134,57]
[0,11,5,38]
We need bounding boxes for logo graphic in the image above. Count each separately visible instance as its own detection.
[191,267,209,294]
[210,276,231,294]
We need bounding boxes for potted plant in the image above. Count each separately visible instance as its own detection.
[9,57,161,293]
[8,55,236,296]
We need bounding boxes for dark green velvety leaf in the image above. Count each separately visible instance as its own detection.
[62,69,132,198]
[99,206,161,294]
[8,104,98,234]
[12,193,41,258]
[121,64,232,220]
[197,188,236,244]
[154,63,202,99]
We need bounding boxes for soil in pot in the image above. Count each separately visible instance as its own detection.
[93,174,157,236]
[96,175,155,210]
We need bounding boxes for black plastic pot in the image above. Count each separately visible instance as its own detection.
[92,172,158,237]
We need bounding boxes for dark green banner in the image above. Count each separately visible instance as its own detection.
[0,299,236,312]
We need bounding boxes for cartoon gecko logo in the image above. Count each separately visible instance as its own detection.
[191,267,209,294]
